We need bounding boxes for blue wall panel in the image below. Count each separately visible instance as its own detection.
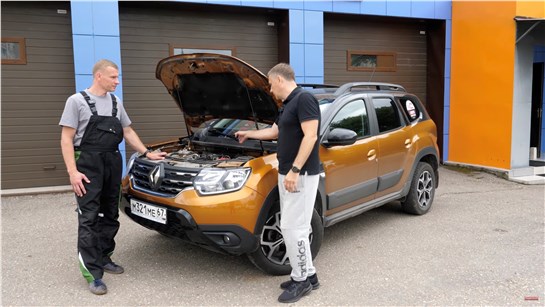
[289,10,304,43]
[274,1,304,10]
[361,0,386,15]
[304,0,332,12]
[304,44,323,77]
[434,0,451,19]
[70,1,93,35]
[386,0,411,17]
[92,1,120,36]
[332,1,360,14]
[411,1,435,19]
[445,19,452,49]
[72,35,95,76]
[290,43,305,77]
[242,0,274,7]
[304,11,323,44]
[443,133,449,161]
[207,0,242,6]
[94,36,122,73]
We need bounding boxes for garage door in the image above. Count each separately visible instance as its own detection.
[119,2,283,148]
[1,2,75,189]
[324,14,428,103]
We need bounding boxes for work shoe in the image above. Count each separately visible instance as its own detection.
[103,262,124,274]
[280,273,320,290]
[89,279,107,295]
[277,278,312,303]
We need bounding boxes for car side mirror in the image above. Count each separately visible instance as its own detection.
[323,128,357,147]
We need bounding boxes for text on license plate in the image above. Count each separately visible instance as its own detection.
[130,199,167,224]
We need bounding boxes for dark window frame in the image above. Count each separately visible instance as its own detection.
[2,37,27,65]
[347,50,396,72]
[169,45,236,57]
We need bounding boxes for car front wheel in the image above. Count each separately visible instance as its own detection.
[247,203,323,275]
[401,162,436,215]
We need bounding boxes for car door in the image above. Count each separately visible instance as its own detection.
[370,96,416,198]
[319,98,379,215]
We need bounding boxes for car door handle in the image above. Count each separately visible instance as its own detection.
[367,149,376,160]
[405,139,412,148]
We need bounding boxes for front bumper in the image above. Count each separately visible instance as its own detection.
[120,195,259,255]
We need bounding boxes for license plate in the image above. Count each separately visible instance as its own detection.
[130,199,167,224]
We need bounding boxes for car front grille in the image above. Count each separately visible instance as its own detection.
[130,159,198,197]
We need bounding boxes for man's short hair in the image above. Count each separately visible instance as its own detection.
[92,59,119,76]
[268,63,295,81]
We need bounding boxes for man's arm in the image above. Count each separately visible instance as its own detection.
[235,123,279,143]
[123,126,166,160]
[283,119,319,193]
[60,126,90,197]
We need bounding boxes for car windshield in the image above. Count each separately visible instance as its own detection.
[192,118,274,144]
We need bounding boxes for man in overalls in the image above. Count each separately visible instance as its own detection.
[60,59,166,295]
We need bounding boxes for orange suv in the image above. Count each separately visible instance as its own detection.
[120,53,440,275]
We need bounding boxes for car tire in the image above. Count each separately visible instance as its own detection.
[401,162,436,215]
[248,203,323,276]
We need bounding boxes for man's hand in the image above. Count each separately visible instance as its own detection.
[70,171,90,197]
[283,171,300,193]
[234,130,251,143]
[146,151,167,160]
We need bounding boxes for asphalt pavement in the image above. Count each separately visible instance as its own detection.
[1,166,544,306]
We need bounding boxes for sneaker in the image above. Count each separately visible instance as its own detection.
[89,279,107,295]
[277,278,312,303]
[280,274,320,290]
[103,262,124,274]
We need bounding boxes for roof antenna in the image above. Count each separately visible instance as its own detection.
[368,64,377,82]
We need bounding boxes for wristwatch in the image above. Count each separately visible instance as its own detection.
[291,166,301,173]
[143,149,152,157]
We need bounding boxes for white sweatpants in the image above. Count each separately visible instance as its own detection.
[278,173,319,282]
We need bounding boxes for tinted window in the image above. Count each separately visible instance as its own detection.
[329,99,370,137]
[373,98,402,133]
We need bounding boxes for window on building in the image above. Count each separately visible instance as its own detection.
[170,46,235,56]
[347,51,396,72]
[2,37,27,65]
[329,99,370,137]
[373,98,402,133]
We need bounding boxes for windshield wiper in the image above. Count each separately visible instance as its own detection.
[207,128,238,140]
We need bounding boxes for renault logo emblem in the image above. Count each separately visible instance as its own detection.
[148,164,164,191]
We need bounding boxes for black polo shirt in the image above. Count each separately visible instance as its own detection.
[276,87,321,175]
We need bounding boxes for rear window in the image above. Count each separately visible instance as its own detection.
[373,98,402,133]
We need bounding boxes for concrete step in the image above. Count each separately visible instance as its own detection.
[508,166,545,185]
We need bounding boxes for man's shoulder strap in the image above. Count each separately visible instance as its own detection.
[79,91,97,115]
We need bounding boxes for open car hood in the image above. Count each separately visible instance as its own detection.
[156,53,281,134]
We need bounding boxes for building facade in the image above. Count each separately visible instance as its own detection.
[1,0,543,190]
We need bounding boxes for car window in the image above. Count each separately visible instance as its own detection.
[373,98,402,133]
[399,97,422,122]
[328,99,370,137]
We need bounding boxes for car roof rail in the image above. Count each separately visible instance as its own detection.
[334,82,406,95]
[298,83,339,89]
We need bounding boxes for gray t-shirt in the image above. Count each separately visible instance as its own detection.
[59,90,132,146]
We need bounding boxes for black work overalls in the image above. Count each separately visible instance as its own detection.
[76,91,124,282]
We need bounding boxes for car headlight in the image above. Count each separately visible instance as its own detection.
[126,152,140,175]
[193,168,251,195]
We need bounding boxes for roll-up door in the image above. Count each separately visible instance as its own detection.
[324,14,428,103]
[1,2,75,189]
[119,2,283,147]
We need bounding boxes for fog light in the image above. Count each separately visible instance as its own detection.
[223,235,231,243]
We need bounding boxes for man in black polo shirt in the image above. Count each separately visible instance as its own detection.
[235,63,321,303]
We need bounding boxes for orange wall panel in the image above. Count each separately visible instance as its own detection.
[450,1,516,169]
[516,1,545,18]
